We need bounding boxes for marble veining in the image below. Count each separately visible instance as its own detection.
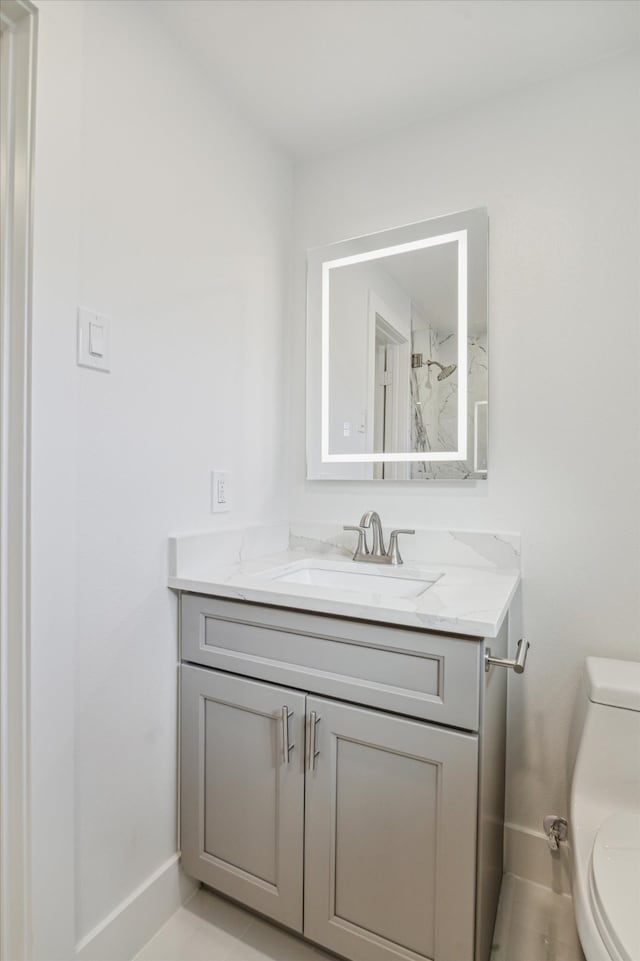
[410,325,488,480]
[168,522,520,638]
[168,522,289,578]
[290,522,520,570]
[288,530,352,557]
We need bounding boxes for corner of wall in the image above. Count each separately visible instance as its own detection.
[504,823,571,896]
[75,855,196,961]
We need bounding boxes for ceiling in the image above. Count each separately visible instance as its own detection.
[152,0,640,159]
[382,244,458,333]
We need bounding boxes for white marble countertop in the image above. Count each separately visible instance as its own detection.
[168,541,520,638]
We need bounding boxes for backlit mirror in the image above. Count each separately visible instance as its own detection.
[306,208,488,480]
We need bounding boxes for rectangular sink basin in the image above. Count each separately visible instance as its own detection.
[268,560,440,599]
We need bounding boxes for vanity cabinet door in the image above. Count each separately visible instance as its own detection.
[304,696,478,961]
[181,664,306,931]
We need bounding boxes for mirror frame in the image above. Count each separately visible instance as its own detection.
[306,207,488,480]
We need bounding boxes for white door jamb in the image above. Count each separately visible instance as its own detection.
[0,2,37,959]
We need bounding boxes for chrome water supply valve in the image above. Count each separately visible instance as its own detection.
[543,815,568,852]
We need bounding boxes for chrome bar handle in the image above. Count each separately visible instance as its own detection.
[281,706,294,763]
[308,711,320,771]
[485,638,530,674]
[343,525,369,557]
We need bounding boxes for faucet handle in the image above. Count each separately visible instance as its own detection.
[387,529,415,565]
[343,525,369,558]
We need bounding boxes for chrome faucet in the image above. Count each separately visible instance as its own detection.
[343,511,415,565]
[359,510,385,557]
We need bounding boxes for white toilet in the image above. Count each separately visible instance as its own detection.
[570,657,640,961]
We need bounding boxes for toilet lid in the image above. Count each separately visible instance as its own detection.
[589,812,640,961]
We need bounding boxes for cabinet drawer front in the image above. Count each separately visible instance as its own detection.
[182,594,480,730]
[180,664,305,931]
[304,696,478,961]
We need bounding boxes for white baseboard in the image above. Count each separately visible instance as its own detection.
[75,854,197,961]
[73,827,567,960]
[504,822,571,895]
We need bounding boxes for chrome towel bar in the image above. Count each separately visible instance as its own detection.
[485,638,530,674]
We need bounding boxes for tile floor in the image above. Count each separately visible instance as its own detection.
[135,874,585,961]
[490,875,585,961]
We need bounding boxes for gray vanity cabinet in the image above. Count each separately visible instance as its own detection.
[180,665,306,931]
[304,696,478,961]
[179,593,509,961]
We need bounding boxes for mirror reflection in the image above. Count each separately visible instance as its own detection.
[307,208,488,480]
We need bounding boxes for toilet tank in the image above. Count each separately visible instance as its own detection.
[571,657,640,816]
[585,657,640,712]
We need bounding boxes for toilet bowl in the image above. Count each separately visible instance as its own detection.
[569,657,640,961]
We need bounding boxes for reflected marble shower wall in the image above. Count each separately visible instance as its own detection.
[469,332,488,473]
[410,326,487,479]
[410,325,457,458]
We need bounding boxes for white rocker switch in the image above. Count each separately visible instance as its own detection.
[78,308,110,372]
[89,320,105,357]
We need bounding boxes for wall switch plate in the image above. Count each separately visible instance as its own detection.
[78,308,110,371]
[211,471,230,513]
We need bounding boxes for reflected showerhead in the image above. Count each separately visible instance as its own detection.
[412,356,458,381]
[437,364,457,382]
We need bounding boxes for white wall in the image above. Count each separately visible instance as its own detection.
[328,259,410,456]
[31,4,83,956]
[28,6,640,951]
[30,1,291,956]
[291,53,640,851]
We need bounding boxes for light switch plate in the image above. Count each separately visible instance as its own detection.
[77,308,110,371]
[211,471,230,513]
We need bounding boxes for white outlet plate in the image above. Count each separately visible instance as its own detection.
[211,471,230,513]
